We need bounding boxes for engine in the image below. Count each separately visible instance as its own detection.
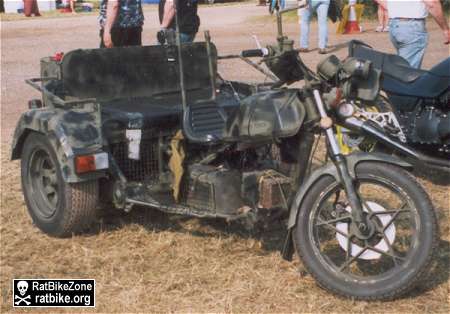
[180,145,293,216]
[397,100,450,156]
[102,114,293,218]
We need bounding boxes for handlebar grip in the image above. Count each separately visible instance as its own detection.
[241,49,264,58]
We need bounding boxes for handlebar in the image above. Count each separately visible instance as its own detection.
[241,49,265,58]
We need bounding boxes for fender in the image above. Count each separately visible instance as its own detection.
[281,152,411,261]
[11,104,106,183]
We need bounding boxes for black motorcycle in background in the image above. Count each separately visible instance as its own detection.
[340,41,450,167]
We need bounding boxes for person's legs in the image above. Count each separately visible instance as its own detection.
[24,0,32,17]
[111,28,127,47]
[99,29,105,48]
[376,5,385,31]
[300,4,313,49]
[316,0,330,49]
[124,27,142,46]
[381,7,388,31]
[179,33,195,43]
[70,0,77,14]
[389,20,428,69]
[32,0,40,16]
[100,28,129,48]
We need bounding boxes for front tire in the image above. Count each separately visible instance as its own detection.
[293,162,438,300]
[21,133,98,237]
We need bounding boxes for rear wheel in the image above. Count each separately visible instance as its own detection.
[21,133,98,237]
[293,162,437,300]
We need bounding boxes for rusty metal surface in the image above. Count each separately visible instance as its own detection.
[258,171,292,209]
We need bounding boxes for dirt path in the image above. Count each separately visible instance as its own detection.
[1,3,449,313]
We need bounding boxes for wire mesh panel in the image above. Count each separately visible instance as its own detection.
[110,139,159,183]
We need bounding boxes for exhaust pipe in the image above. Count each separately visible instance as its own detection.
[343,117,450,169]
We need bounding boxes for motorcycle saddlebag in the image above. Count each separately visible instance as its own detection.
[228,89,304,142]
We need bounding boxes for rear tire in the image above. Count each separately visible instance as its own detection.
[293,162,438,300]
[21,132,98,237]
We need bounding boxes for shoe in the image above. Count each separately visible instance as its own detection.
[318,48,328,54]
[375,25,383,32]
[383,26,390,32]
[299,48,309,53]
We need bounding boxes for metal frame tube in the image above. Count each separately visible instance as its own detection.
[204,31,217,101]
[174,0,187,110]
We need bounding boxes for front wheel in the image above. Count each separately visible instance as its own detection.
[293,162,438,300]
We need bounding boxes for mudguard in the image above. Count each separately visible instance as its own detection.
[11,103,106,183]
[282,152,411,261]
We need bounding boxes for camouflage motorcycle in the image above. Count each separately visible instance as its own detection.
[12,3,437,301]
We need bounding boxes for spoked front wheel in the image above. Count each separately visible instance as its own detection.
[293,162,438,300]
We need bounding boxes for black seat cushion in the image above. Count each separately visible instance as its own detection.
[382,72,449,98]
[348,41,449,98]
[348,40,426,83]
[429,58,450,77]
[61,43,217,101]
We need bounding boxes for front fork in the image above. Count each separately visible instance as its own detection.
[312,90,365,226]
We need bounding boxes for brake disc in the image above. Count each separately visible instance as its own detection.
[336,201,396,260]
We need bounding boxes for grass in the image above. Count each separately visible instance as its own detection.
[1,140,449,313]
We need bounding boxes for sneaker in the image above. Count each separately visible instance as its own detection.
[318,48,328,54]
[383,26,390,32]
[375,25,383,32]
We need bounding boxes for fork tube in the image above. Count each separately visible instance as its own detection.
[312,90,340,155]
[312,89,365,225]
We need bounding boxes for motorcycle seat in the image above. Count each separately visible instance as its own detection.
[100,86,244,142]
[429,58,450,77]
[348,40,427,83]
[349,40,449,98]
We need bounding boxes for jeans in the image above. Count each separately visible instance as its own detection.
[389,19,428,69]
[300,0,330,49]
[179,32,196,44]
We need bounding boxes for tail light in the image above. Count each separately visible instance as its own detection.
[52,52,64,62]
[75,153,109,174]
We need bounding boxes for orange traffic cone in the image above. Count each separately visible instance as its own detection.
[344,5,361,34]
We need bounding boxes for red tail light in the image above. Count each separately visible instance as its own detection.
[75,155,96,174]
[53,52,64,62]
[75,153,109,174]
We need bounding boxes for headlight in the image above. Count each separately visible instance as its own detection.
[342,58,371,80]
[317,55,342,81]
